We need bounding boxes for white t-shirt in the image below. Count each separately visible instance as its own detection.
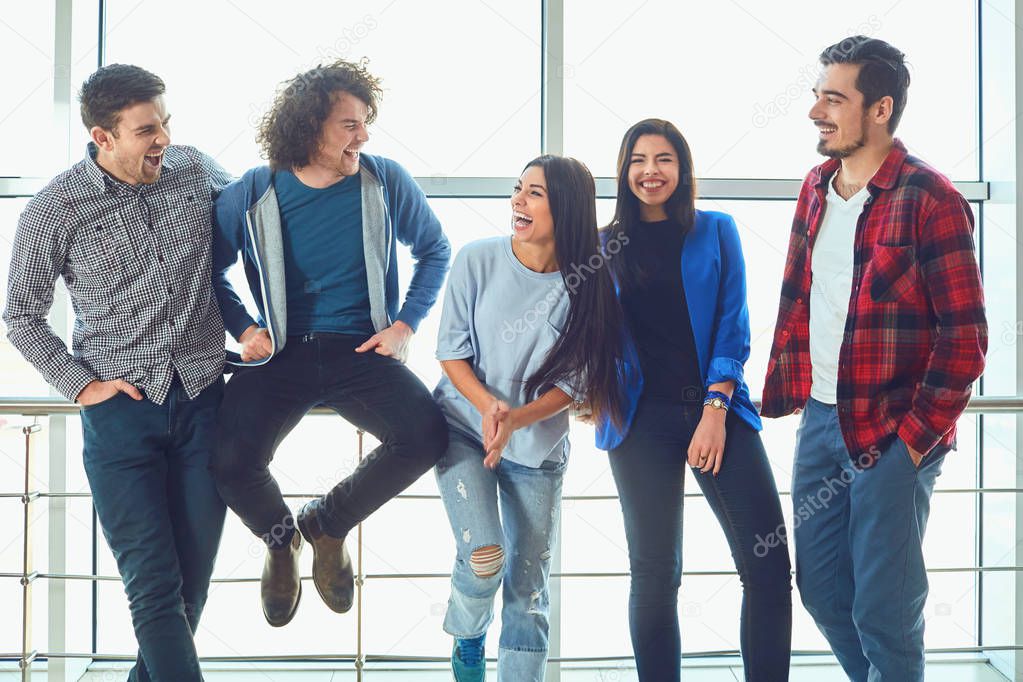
[809,178,871,404]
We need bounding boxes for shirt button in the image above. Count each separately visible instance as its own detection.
[168,318,175,326]
[796,297,803,304]
[782,330,789,336]
[157,254,165,263]
[168,287,174,295]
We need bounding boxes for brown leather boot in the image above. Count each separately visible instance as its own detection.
[296,500,354,613]
[260,529,302,627]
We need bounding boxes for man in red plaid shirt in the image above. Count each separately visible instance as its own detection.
[762,36,987,680]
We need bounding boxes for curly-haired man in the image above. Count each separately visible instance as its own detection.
[211,59,451,626]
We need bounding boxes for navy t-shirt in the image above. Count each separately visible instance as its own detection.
[273,170,374,336]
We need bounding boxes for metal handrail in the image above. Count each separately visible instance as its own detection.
[1,564,1020,585]
[1,646,1020,663]
[2,487,1018,501]
[1,394,1014,417]
[2,393,1022,415]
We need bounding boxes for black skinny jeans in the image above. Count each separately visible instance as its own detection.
[212,332,449,546]
[609,397,792,682]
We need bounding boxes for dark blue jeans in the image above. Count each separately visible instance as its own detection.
[793,397,947,681]
[609,398,792,682]
[82,377,226,682]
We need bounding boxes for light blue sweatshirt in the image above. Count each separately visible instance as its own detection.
[434,237,581,468]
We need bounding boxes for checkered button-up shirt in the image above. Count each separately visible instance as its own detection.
[761,139,987,464]
[3,144,232,404]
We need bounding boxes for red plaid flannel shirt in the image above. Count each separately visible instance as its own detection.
[761,140,987,466]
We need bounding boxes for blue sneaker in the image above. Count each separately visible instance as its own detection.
[452,634,486,681]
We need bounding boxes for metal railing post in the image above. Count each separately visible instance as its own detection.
[20,422,41,681]
[356,429,365,682]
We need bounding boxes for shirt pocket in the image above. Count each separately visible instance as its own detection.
[163,192,213,259]
[866,244,919,304]
[522,319,568,396]
[69,216,137,278]
[530,318,562,366]
[488,318,563,403]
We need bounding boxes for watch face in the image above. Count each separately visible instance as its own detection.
[713,399,724,408]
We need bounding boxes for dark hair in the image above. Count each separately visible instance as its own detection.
[522,155,628,429]
[604,118,696,294]
[78,64,165,133]
[257,58,383,170]
[819,36,911,134]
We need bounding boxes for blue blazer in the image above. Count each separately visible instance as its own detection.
[597,209,762,450]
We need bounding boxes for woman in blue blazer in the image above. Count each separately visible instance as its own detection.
[595,119,791,681]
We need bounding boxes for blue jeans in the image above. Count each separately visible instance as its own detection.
[435,428,566,682]
[793,397,947,682]
[82,377,226,682]
[608,398,792,682]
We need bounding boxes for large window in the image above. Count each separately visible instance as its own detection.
[104,0,542,177]
[563,0,979,180]
[0,1,1015,676]
[0,4,56,177]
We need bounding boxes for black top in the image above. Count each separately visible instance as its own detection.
[619,219,704,404]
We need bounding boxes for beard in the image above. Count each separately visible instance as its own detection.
[817,135,866,159]
[816,112,870,159]
[105,153,159,185]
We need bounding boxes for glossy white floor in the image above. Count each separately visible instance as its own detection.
[1,655,1013,681]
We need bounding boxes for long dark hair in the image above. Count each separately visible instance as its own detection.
[522,155,628,428]
[603,118,696,294]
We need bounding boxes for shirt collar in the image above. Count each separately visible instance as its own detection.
[867,138,908,191]
[810,138,907,193]
[83,142,114,192]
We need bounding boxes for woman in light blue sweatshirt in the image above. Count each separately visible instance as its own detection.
[433,155,628,682]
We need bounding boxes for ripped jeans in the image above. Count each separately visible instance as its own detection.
[436,427,565,682]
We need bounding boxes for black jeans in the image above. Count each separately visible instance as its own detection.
[609,398,792,682]
[212,332,448,546]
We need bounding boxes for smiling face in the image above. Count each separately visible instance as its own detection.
[307,91,370,177]
[511,165,554,246]
[627,134,680,221]
[809,63,876,159]
[90,95,170,185]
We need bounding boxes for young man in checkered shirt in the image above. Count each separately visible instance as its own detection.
[761,37,987,681]
[3,65,231,681]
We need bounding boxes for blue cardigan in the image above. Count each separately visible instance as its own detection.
[597,209,762,450]
[212,154,450,365]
